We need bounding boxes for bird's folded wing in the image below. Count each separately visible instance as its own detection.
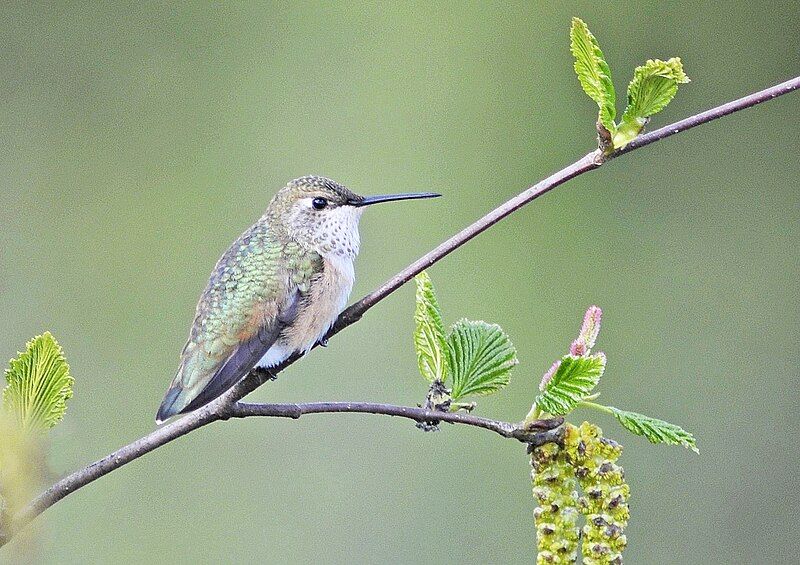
[178,291,302,415]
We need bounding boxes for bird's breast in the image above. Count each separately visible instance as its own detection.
[264,253,355,365]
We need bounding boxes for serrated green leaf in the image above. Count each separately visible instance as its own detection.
[534,353,605,416]
[3,332,73,433]
[624,57,689,118]
[614,57,689,148]
[570,17,616,134]
[445,319,517,400]
[607,406,698,453]
[413,272,448,383]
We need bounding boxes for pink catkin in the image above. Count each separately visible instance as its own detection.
[578,305,602,351]
[569,339,587,356]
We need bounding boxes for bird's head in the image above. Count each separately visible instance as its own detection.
[267,176,439,258]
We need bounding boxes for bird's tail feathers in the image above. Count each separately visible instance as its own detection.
[155,384,188,424]
[155,347,213,424]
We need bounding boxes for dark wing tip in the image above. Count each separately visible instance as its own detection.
[155,386,184,424]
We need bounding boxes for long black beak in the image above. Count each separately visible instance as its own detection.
[349,192,441,207]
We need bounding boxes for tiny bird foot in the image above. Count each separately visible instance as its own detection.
[252,366,277,384]
[318,337,329,347]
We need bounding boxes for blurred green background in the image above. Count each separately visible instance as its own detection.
[1,2,798,563]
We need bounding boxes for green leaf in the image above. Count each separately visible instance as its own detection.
[614,57,689,148]
[534,353,605,416]
[3,332,73,433]
[570,17,616,134]
[607,406,698,453]
[413,272,448,383]
[624,57,689,118]
[446,320,518,400]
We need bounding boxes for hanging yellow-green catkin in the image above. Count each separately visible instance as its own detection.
[530,439,581,564]
[564,422,630,564]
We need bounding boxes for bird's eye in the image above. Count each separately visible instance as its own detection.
[312,197,328,210]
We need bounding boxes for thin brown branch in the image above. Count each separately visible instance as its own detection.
[229,401,564,443]
[2,74,798,548]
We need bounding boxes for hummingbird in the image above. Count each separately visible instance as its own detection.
[156,175,439,423]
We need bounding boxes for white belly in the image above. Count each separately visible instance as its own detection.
[257,343,293,368]
[257,254,355,368]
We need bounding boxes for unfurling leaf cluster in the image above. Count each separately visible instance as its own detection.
[413,272,517,406]
[530,306,606,419]
[529,306,697,452]
[570,17,689,151]
[3,332,73,432]
[1,332,74,532]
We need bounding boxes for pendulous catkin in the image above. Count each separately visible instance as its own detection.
[530,441,581,564]
[531,422,630,564]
